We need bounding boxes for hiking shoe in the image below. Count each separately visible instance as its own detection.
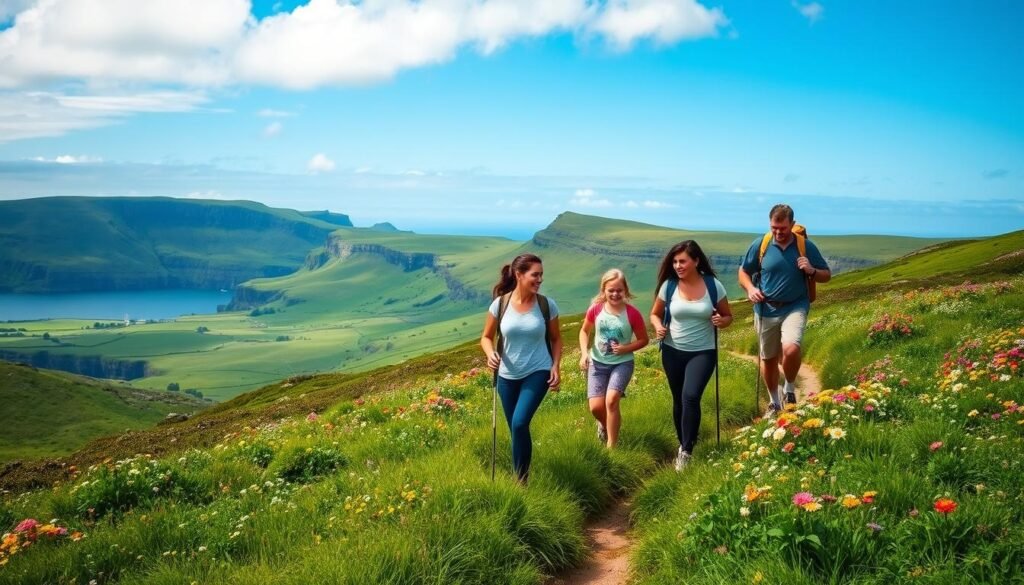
[785,392,798,405]
[675,449,691,472]
[764,402,782,419]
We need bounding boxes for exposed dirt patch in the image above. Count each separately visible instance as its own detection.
[549,499,632,585]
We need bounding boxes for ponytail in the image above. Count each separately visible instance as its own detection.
[491,253,543,299]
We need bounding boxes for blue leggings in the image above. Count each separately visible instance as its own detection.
[661,346,717,454]
[497,370,550,482]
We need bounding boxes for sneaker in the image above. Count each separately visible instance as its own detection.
[785,392,798,405]
[675,448,691,472]
[764,402,782,419]
[597,422,608,444]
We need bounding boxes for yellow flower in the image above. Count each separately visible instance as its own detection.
[752,571,764,584]
[801,501,823,512]
[841,495,862,509]
[968,409,979,417]
[803,418,824,429]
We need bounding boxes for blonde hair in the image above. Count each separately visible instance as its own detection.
[591,268,635,304]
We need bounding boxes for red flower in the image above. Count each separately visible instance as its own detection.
[933,498,957,515]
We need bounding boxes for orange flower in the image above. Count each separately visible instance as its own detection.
[934,498,957,514]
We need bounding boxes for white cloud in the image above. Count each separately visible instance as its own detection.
[570,196,613,207]
[263,121,282,137]
[0,0,727,90]
[642,199,675,208]
[590,0,727,51]
[792,1,823,24]
[0,90,208,142]
[31,154,102,164]
[574,188,596,197]
[257,108,296,117]
[625,200,639,208]
[307,153,336,173]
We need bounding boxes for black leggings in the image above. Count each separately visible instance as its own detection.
[661,346,717,454]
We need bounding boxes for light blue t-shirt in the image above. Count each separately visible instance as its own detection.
[658,278,727,352]
[489,296,560,380]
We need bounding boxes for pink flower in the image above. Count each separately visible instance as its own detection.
[864,404,875,412]
[782,442,795,453]
[834,393,847,403]
[792,492,815,506]
[991,413,1001,420]
[15,518,38,533]
[929,441,943,452]
[306,412,319,422]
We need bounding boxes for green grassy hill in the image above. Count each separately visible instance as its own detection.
[0,223,1020,584]
[0,210,947,404]
[0,361,206,463]
[0,197,350,293]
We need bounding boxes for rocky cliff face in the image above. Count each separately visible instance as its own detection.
[0,350,149,380]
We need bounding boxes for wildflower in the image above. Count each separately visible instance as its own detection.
[909,508,919,517]
[866,522,884,533]
[14,519,38,533]
[306,412,319,422]
[739,507,751,517]
[934,498,957,514]
[802,418,824,429]
[772,427,787,441]
[825,427,847,440]
[862,491,877,504]
[801,501,823,512]
[782,442,795,453]
[968,409,979,417]
[842,495,862,509]
[820,494,837,503]
[929,441,943,452]
[792,492,815,506]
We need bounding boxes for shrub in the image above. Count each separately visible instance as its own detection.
[68,457,207,519]
[867,313,915,345]
[277,446,349,483]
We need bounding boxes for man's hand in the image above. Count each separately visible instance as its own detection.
[797,256,815,275]
[747,288,766,303]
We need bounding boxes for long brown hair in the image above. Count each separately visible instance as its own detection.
[492,253,543,298]
[655,240,717,290]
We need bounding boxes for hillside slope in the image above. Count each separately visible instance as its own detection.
[0,361,206,463]
[0,197,351,293]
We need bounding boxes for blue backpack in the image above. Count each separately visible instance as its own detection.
[661,274,719,346]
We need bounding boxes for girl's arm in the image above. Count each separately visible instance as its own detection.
[578,319,593,370]
[613,305,649,354]
[480,312,501,371]
[547,317,563,389]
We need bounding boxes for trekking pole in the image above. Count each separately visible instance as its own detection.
[714,324,721,447]
[754,302,763,419]
[491,368,498,482]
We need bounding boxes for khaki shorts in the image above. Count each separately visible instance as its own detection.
[754,309,807,359]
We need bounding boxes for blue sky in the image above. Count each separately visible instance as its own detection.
[0,0,1021,238]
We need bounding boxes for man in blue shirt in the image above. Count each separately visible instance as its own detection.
[738,204,831,417]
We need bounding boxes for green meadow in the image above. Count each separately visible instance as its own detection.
[0,229,1022,583]
[0,362,205,463]
[0,212,947,405]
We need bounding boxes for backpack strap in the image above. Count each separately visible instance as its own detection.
[703,274,719,309]
[661,279,677,327]
[495,292,511,360]
[537,294,553,358]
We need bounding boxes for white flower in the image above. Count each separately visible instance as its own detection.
[772,427,787,441]
[740,507,751,517]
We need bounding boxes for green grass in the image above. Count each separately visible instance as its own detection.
[0,362,206,463]
[0,317,760,583]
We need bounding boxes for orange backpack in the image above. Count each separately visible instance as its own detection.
[758,224,816,302]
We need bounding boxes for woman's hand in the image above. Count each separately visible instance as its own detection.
[653,323,667,340]
[579,354,590,371]
[548,367,561,391]
[486,351,501,371]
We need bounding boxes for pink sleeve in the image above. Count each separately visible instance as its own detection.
[626,305,646,333]
[585,303,602,323]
